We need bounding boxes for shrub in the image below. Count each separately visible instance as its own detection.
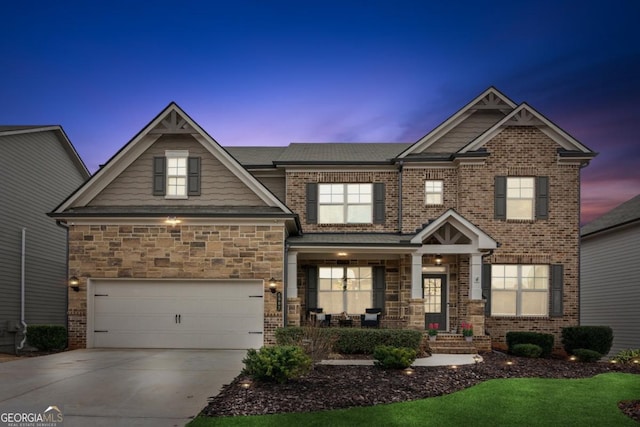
[561,326,613,356]
[511,343,543,358]
[242,345,311,383]
[506,331,554,358]
[611,348,640,364]
[333,329,422,354]
[573,348,603,362]
[274,326,335,362]
[26,325,67,351]
[373,345,417,369]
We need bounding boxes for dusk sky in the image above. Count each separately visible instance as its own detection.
[1,1,638,224]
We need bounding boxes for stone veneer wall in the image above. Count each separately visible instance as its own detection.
[67,223,285,349]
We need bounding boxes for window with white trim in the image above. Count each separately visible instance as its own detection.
[491,265,549,316]
[318,183,372,224]
[507,177,534,220]
[318,267,372,313]
[425,180,443,205]
[165,150,188,198]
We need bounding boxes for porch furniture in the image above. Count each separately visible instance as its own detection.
[309,309,331,327]
[360,308,382,328]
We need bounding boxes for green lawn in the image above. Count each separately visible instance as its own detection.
[187,373,640,427]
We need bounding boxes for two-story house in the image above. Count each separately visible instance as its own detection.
[50,87,596,351]
[1,126,89,353]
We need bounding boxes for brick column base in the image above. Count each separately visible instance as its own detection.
[466,300,486,336]
[407,298,425,330]
[286,297,301,326]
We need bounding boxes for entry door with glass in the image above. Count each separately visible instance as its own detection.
[424,274,447,331]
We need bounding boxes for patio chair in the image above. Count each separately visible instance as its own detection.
[360,308,382,328]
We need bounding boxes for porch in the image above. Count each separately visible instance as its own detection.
[284,210,498,353]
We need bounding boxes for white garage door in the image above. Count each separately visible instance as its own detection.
[91,280,264,349]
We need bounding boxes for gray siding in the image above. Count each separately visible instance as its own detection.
[423,110,505,153]
[90,135,266,207]
[255,176,286,202]
[0,130,87,349]
[581,224,640,356]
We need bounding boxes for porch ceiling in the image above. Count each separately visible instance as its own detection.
[287,233,418,256]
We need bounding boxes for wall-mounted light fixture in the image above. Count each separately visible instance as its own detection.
[69,276,80,292]
[165,216,181,226]
[435,254,443,265]
[268,277,277,293]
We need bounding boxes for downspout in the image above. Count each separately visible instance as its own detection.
[397,160,404,233]
[17,228,28,350]
[56,220,70,348]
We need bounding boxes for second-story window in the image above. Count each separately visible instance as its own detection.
[507,177,534,220]
[318,183,372,224]
[166,150,188,198]
[425,180,443,205]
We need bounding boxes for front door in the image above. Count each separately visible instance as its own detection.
[424,274,447,331]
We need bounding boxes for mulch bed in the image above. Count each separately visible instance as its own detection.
[201,352,640,422]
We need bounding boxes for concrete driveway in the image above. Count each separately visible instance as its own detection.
[0,349,245,427]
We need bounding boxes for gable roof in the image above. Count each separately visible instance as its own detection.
[410,209,498,250]
[0,125,90,179]
[581,194,640,237]
[459,103,596,154]
[52,103,291,215]
[397,87,517,158]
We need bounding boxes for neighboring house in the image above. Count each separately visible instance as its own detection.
[50,87,596,352]
[581,194,640,357]
[0,126,89,352]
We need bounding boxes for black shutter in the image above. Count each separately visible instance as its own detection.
[153,157,166,196]
[550,264,563,317]
[535,176,549,220]
[482,264,492,316]
[187,157,201,196]
[372,266,386,310]
[306,266,318,310]
[495,176,506,220]
[306,183,318,224]
[373,183,385,224]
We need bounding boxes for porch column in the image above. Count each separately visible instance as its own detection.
[411,253,423,299]
[470,253,483,300]
[286,250,301,326]
[287,251,298,298]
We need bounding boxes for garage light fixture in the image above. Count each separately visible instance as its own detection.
[165,216,181,226]
[268,277,278,293]
[69,276,80,292]
[435,254,443,265]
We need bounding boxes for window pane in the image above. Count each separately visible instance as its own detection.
[346,291,372,313]
[319,205,344,223]
[521,291,548,316]
[347,205,372,223]
[507,200,534,220]
[426,194,443,205]
[167,158,187,175]
[492,290,517,316]
[318,292,343,313]
[167,177,186,196]
[319,278,332,291]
